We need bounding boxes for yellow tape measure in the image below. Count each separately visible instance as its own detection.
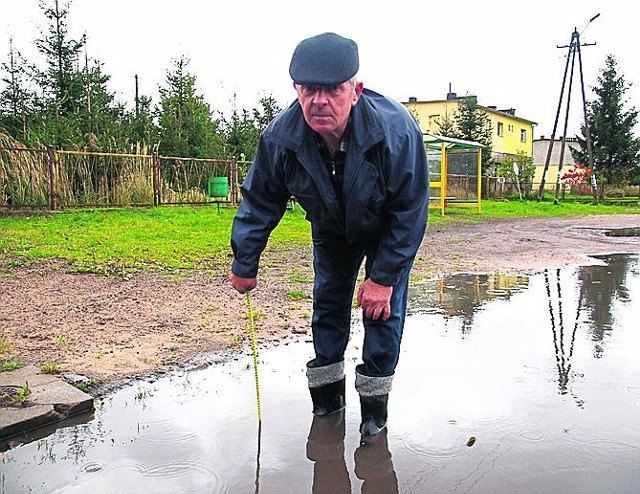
[246,291,262,422]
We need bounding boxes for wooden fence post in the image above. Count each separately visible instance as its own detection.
[230,159,238,206]
[47,146,56,211]
[152,152,160,206]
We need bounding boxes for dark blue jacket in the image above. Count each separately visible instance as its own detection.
[231,88,429,286]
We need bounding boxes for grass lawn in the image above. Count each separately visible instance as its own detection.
[0,200,638,276]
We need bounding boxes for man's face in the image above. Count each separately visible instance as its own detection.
[294,80,364,139]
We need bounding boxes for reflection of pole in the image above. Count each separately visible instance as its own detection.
[543,269,583,405]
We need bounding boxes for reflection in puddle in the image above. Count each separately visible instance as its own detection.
[2,255,639,493]
[604,227,640,237]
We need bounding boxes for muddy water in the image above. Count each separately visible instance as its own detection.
[2,253,640,493]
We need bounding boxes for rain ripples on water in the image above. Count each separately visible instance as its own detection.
[2,254,639,493]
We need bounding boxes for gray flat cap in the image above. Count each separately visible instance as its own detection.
[289,32,359,86]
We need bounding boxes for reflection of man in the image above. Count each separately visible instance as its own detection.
[306,412,351,493]
[355,431,398,494]
[306,414,398,493]
[229,32,429,436]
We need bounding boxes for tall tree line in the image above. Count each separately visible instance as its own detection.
[0,0,281,160]
[572,54,640,192]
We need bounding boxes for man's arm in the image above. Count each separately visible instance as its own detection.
[368,124,429,288]
[229,138,290,289]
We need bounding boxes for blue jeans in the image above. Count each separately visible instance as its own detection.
[310,231,413,377]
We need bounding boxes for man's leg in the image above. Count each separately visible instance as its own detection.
[307,233,364,416]
[356,258,413,434]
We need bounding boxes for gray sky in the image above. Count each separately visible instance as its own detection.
[2,0,637,138]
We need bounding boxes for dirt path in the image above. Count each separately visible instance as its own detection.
[1,214,638,388]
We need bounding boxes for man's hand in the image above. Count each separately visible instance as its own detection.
[229,273,257,294]
[357,278,393,321]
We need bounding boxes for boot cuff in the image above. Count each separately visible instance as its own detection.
[307,360,345,388]
[355,369,394,396]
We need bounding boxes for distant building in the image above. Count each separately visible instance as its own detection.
[533,136,581,188]
[403,87,537,165]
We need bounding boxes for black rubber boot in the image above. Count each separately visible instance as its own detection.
[359,393,389,436]
[309,378,346,416]
[307,360,346,416]
[355,364,393,436]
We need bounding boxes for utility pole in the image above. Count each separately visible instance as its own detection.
[537,14,599,204]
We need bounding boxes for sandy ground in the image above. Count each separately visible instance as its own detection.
[1,213,638,390]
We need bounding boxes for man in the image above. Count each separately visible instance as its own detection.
[229,32,428,436]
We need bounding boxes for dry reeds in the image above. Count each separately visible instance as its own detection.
[1,133,243,208]
[0,132,49,207]
[55,152,154,206]
[158,157,231,204]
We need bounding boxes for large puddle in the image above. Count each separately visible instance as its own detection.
[2,253,640,493]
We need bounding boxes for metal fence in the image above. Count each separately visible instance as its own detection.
[484,176,640,202]
[2,145,637,210]
[0,146,252,210]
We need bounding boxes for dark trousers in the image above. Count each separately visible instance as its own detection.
[310,231,413,376]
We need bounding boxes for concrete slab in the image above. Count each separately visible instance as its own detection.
[0,365,95,449]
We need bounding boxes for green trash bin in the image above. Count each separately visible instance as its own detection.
[208,176,229,198]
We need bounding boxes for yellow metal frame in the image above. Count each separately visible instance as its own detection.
[424,134,483,216]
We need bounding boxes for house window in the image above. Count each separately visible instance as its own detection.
[508,124,514,132]
[520,129,527,143]
[497,122,504,137]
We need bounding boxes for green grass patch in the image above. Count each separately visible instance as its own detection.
[1,359,24,372]
[41,361,61,374]
[0,201,636,277]
[429,198,639,224]
[71,376,101,392]
[0,205,311,276]
[287,289,310,301]
[479,199,639,217]
[0,337,24,372]
[54,335,68,347]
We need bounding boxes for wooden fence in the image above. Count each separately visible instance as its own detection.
[0,146,251,210]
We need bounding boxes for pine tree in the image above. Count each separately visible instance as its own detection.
[223,93,282,160]
[252,94,281,134]
[120,75,156,153]
[77,53,122,151]
[573,55,640,190]
[434,108,457,138]
[156,55,222,158]
[454,96,493,168]
[1,1,127,150]
[222,105,259,161]
[0,37,36,142]
[35,0,85,109]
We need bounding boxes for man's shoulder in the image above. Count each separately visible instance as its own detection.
[262,100,307,147]
[361,89,411,115]
[357,89,421,141]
